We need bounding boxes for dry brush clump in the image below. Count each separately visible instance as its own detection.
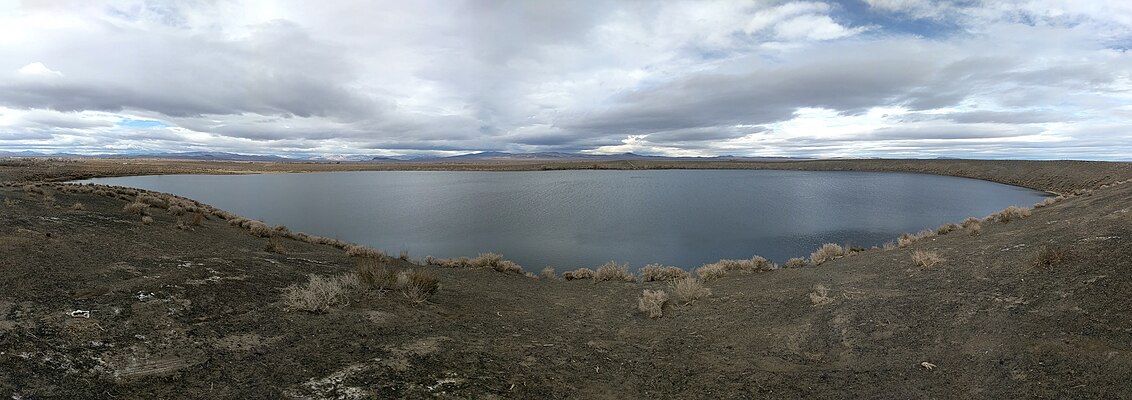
[282,274,358,313]
[638,264,690,282]
[809,284,834,306]
[671,278,711,305]
[1031,246,1073,269]
[991,206,1032,223]
[141,216,154,225]
[911,250,944,268]
[69,202,85,211]
[637,289,669,319]
[1033,196,1060,208]
[400,269,440,304]
[345,244,387,259]
[594,261,635,282]
[695,263,727,281]
[783,257,807,268]
[266,236,287,254]
[936,223,962,235]
[356,257,400,291]
[562,267,596,280]
[541,267,557,280]
[898,229,937,248]
[426,252,524,274]
[123,201,150,215]
[809,243,849,265]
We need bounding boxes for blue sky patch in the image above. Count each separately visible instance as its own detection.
[116,118,168,128]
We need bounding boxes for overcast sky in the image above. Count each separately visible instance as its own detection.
[1,1,1130,159]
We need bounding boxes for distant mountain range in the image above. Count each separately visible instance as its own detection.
[0,150,805,163]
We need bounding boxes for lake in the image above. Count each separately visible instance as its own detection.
[83,170,1049,270]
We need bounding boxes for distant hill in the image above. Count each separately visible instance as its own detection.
[2,150,806,163]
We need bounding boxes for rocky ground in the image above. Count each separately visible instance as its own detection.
[0,159,1130,399]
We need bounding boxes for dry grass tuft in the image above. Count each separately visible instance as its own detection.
[671,278,711,304]
[345,244,386,259]
[967,221,982,236]
[992,206,1032,223]
[282,274,357,313]
[638,289,669,319]
[809,284,833,306]
[136,194,168,209]
[141,216,154,225]
[401,269,439,304]
[189,212,205,226]
[783,257,807,268]
[428,253,524,274]
[810,243,848,265]
[1033,197,1059,208]
[356,257,399,290]
[882,241,897,251]
[712,256,777,273]
[168,205,185,216]
[694,263,727,281]
[123,201,150,215]
[266,236,287,254]
[936,223,962,235]
[911,250,944,268]
[399,250,410,262]
[541,266,557,280]
[594,261,635,282]
[562,268,595,280]
[638,264,690,282]
[69,202,85,211]
[1031,246,1073,269]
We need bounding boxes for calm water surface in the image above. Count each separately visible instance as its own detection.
[84,170,1048,270]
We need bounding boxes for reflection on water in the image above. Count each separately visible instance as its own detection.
[84,170,1048,270]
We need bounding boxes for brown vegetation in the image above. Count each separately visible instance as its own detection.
[400,269,440,304]
[637,289,669,319]
[594,261,635,282]
[809,243,848,265]
[671,278,711,305]
[911,250,944,268]
[783,257,807,268]
[282,274,357,313]
[562,267,596,280]
[638,264,690,282]
[1031,246,1073,269]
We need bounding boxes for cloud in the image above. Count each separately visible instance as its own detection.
[0,1,1128,160]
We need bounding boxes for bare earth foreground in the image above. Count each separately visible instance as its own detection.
[1,159,1131,399]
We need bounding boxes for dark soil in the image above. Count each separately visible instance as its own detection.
[1,159,1130,399]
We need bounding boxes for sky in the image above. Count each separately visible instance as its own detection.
[1,0,1131,160]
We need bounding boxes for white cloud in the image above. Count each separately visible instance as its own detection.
[16,62,63,77]
[0,1,1128,160]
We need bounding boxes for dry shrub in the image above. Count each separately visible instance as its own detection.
[471,252,524,274]
[69,202,85,211]
[936,223,962,235]
[168,205,185,216]
[809,284,833,306]
[709,256,776,274]
[541,267,557,280]
[189,212,205,226]
[594,261,635,282]
[638,289,669,319]
[123,201,150,215]
[266,236,287,254]
[809,243,848,265]
[282,274,356,313]
[141,216,154,225]
[671,278,711,304]
[23,185,45,195]
[244,220,272,237]
[882,241,897,251]
[399,250,410,261]
[992,206,1032,223]
[967,221,982,236]
[1033,197,1058,208]
[401,269,439,303]
[1031,246,1073,269]
[356,257,399,290]
[562,268,595,280]
[898,229,936,247]
[136,194,167,208]
[783,257,807,268]
[638,264,690,282]
[695,263,726,281]
[345,244,386,259]
[911,250,944,268]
